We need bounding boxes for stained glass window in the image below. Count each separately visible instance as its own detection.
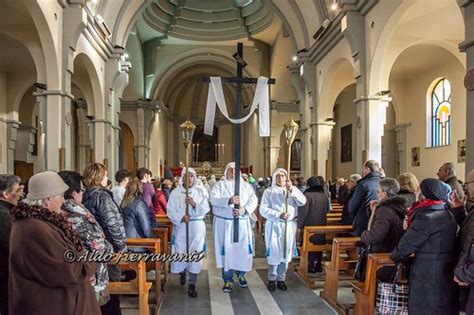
[428,78,451,147]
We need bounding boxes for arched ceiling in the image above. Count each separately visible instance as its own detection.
[138,0,273,42]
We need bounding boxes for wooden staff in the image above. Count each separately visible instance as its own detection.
[283,118,299,259]
[180,121,196,257]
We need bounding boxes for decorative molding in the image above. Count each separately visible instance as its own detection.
[459,39,474,52]
[457,0,474,8]
[32,90,75,100]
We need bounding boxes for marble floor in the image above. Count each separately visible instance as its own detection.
[122,220,341,315]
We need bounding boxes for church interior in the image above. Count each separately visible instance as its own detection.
[1,0,474,314]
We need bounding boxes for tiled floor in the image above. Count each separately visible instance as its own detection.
[121,220,340,315]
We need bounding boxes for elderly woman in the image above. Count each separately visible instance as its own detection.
[297,176,329,273]
[391,178,458,314]
[9,171,100,315]
[361,178,406,282]
[397,173,419,208]
[58,170,113,306]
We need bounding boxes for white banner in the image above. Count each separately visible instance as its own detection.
[204,76,270,137]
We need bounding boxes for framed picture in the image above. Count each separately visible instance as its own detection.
[341,124,352,163]
[411,147,420,167]
[458,139,466,163]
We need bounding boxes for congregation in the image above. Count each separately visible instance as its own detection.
[0,159,473,314]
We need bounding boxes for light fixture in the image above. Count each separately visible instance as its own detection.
[330,1,339,11]
[292,56,298,62]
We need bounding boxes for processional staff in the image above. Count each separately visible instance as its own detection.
[180,120,196,258]
[283,118,299,259]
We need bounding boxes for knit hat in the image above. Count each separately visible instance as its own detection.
[27,171,69,200]
[420,178,451,202]
[307,176,323,189]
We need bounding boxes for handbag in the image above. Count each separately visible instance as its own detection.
[375,263,409,314]
[354,244,370,281]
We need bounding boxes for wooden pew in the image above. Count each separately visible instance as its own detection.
[327,213,342,218]
[108,254,152,315]
[126,238,166,306]
[320,237,360,314]
[351,253,395,315]
[297,225,353,288]
[155,214,173,241]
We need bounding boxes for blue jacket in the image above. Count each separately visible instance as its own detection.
[347,172,381,236]
[122,198,153,240]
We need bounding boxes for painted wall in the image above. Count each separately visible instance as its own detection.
[270,30,297,103]
[331,87,357,180]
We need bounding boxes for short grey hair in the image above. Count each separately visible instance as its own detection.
[379,178,400,197]
[349,174,361,182]
[442,163,456,176]
[0,174,21,195]
[21,198,44,207]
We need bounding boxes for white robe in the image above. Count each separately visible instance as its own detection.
[167,184,210,274]
[210,179,258,272]
[260,185,306,265]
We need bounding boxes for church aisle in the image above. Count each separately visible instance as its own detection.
[155,221,336,315]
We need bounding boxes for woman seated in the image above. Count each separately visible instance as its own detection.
[9,171,100,315]
[391,178,458,314]
[361,178,406,282]
[397,173,419,209]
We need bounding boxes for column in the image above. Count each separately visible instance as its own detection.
[459,0,474,173]
[394,123,411,174]
[313,123,334,179]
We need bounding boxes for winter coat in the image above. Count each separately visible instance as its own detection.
[122,197,153,240]
[62,200,113,304]
[9,203,100,315]
[454,240,474,315]
[297,189,329,245]
[348,172,381,236]
[444,175,465,200]
[337,184,350,205]
[341,189,355,225]
[360,196,406,282]
[82,187,126,252]
[390,202,458,314]
[0,199,14,315]
[153,189,167,215]
[457,203,474,268]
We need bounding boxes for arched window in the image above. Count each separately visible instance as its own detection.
[427,78,451,147]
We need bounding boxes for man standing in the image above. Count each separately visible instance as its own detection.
[348,160,381,236]
[167,168,209,298]
[260,168,306,291]
[110,169,131,206]
[437,162,465,200]
[210,162,258,293]
[0,174,22,315]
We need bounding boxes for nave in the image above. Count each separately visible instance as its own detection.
[121,221,336,315]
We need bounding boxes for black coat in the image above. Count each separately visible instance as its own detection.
[348,172,381,236]
[0,199,14,315]
[341,189,354,225]
[398,189,416,208]
[361,196,406,282]
[337,184,350,205]
[83,187,126,252]
[297,189,329,245]
[454,240,474,315]
[391,203,458,314]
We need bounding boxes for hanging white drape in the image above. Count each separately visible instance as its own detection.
[204,76,270,137]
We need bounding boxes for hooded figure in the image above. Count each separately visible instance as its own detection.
[167,167,210,298]
[259,168,306,291]
[210,162,258,293]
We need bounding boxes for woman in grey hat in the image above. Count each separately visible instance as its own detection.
[9,171,100,315]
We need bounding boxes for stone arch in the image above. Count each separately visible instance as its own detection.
[72,53,104,119]
[368,0,465,96]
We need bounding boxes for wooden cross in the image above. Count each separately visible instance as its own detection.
[205,42,276,242]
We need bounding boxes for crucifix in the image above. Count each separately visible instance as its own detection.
[205,43,275,242]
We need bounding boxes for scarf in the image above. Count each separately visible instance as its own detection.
[11,202,84,251]
[406,199,445,228]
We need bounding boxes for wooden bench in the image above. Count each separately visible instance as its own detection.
[108,254,152,315]
[297,225,353,288]
[327,212,342,218]
[351,253,395,315]
[155,214,173,242]
[126,238,166,306]
[320,237,360,314]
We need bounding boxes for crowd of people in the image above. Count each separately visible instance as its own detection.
[0,160,473,314]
